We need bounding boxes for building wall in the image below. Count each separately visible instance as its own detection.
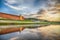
[0,12,24,20]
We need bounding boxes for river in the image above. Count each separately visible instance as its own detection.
[0,24,60,40]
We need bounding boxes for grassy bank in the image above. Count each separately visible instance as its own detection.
[0,22,60,25]
[0,18,60,25]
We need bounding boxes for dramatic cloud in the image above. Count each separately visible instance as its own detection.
[0,0,60,17]
[3,0,48,15]
[5,0,17,4]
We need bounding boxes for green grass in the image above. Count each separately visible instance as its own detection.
[0,17,60,25]
[0,19,50,25]
[0,21,60,25]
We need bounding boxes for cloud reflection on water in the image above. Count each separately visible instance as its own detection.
[0,25,60,40]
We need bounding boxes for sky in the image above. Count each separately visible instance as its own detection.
[0,0,59,15]
[0,0,49,15]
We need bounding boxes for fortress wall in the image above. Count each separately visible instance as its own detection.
[0,12,24,20]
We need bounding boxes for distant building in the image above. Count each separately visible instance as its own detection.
[0,12,24,20]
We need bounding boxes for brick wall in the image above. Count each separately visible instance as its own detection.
[0,12,24,20]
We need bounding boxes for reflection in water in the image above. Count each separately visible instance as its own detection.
[0,25,60,40]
